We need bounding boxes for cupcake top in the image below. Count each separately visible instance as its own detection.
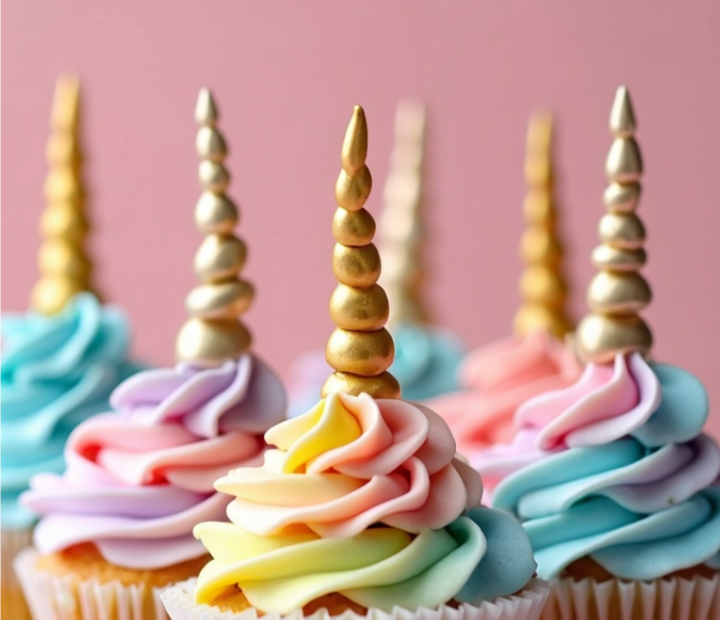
[491,86,720,580]
[2,77,141,530]
[21,89,287,569]
[191,106,537,614]
[430,112,579,477]
[286,102,464,416]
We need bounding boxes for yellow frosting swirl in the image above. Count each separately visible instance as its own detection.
[193,392,536,612]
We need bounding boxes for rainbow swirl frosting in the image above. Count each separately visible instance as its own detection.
[1,293,142,530]
[491,352,720,580]
[193,392,537,613]
[428,330,581,493]
[22,354,286,569]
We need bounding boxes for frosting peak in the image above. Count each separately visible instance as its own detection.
[218,393,480,538]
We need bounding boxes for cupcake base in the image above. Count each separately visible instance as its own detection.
[542,572,720,620]
[15,545,210,620]
[161,577,551,620]
[2,527,34,620]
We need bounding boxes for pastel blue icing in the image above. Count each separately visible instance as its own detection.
[389,322,464,402]
[631,362,709,447]
[493,362,720,580]
[1,293,143,529]
[456,506,537,603]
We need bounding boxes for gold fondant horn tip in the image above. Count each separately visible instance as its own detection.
[175,89,254,367]
[31,74,95,316]
[514,111,573,339]
[378,99,430,326]
[576,86,652,364]
[323,105,401,400]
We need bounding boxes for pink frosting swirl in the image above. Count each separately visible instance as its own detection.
[517,351,660,450]
[473,353,666,500]
[217,392,482,538]
[22,354,287,569]
[428,330,581,475]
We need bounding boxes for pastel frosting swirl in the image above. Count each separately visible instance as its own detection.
[492,352,720,580]
[22,354,287,569]
[1,293,142,529]
[194,392,537,612]
[428,330,581,492]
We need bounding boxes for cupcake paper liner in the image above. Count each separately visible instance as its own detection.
[2,526,35,620]
[540,573,720,620]
[160,577,550,620]
[14,547,171,620]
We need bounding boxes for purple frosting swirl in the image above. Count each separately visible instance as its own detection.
[22,354,287,569]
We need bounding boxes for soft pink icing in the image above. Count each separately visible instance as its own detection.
[520,352,661,450]
[474,353,662,500]
[217,392,482,538]
[428,330,582,464]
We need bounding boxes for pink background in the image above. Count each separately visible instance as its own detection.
[3,2,720,430]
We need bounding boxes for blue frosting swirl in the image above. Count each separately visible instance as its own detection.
[493,360,720,580]
[1,293,143,529]
[389,322,464,402]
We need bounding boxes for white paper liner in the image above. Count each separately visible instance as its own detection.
[160,577,550,620]
[540,573,720,620]
[14,547,172,620]
[2,526,35,620]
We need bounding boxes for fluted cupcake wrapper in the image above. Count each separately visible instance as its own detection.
[160,577,550,620]
[541,574,720,620]
[2,526,35,620]
[14,548,172,620]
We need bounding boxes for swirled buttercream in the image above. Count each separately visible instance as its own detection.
[429,330,581,491]
[193,392,538,612]
[2,293,142,529]
[21,354,287,569]
[492,353,720,579]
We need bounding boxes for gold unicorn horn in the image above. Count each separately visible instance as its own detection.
[378,100,430,326]
[576,86,652,364]
[322,106,401,399]
[30,75,96,314]
[175,88,255,366]
[513,111,573,339]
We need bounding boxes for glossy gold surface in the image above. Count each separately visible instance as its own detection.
[325,328,395,376]
[577,86,654,363]
[513,112,573,339]
[332,207,376,246]
[321,371,401,399]
[324,106,399,398]
[31,75,97,315]
[329,284,389,331]
[175,88,254,365]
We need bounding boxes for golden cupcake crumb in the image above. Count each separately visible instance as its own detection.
[208,585,369,616]
[36,543,210,588]
[563,556,719,583]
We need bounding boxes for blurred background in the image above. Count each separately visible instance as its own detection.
[3,2,719,429]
